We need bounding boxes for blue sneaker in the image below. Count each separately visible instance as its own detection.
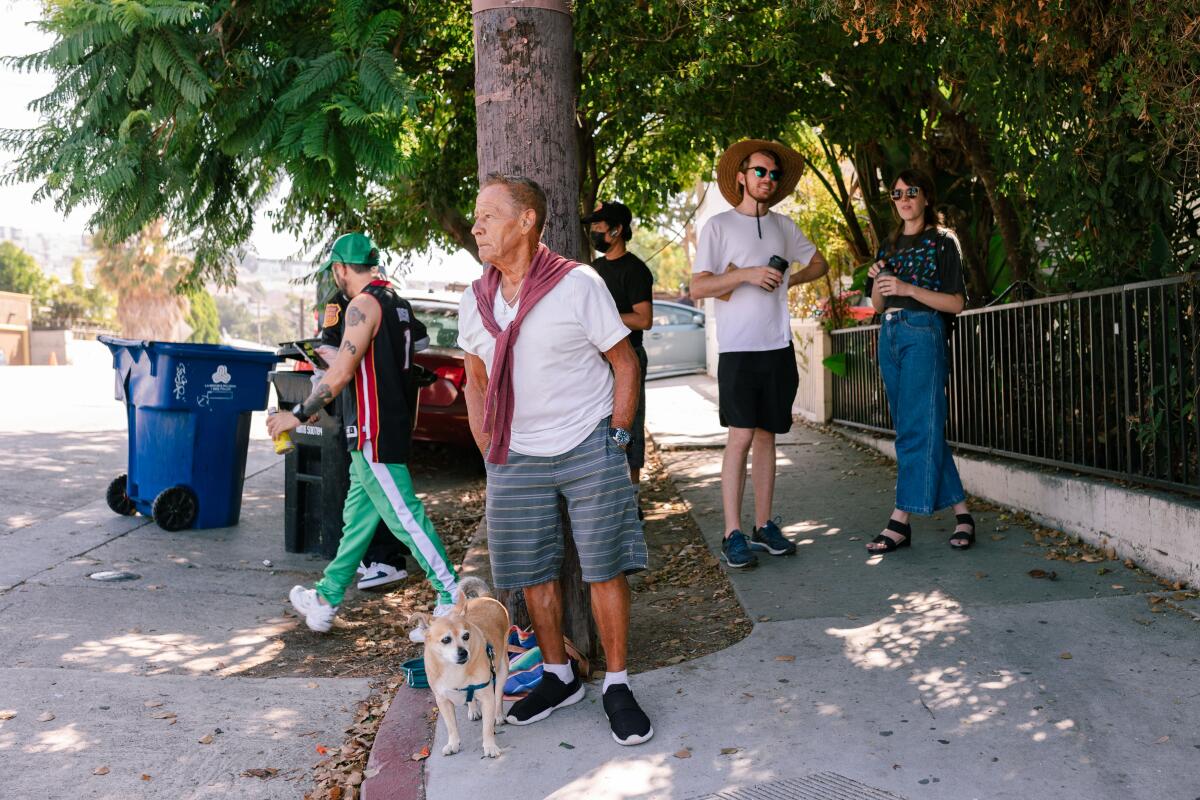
[751,517,796,556]
[721,530,758,569]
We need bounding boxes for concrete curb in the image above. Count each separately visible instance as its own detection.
[363,521,491,799]
[362,685,436,800]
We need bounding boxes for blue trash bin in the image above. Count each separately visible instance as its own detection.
[99,336,281,531]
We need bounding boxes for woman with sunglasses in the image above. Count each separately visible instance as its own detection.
[865,169,976,553]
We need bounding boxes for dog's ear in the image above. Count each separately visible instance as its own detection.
[407,611,431,631]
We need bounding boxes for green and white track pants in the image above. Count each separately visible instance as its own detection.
[315,442,458,607]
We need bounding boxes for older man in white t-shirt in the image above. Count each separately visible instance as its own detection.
[457,174,653,747]
[690,140,830,570]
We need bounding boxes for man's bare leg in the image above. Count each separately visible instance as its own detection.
[751,427,777,528]
[721,426,754,536]
[590,575,630,673]
[523,579,567,664]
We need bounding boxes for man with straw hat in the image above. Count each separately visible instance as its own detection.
[690,140,830,570]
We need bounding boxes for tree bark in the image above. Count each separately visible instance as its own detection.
[473,0,596,663]
[933,95,1031,284]
[473,0,584,261]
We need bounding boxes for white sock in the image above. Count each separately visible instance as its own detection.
[544,662,573,684]
[603,670,629,692]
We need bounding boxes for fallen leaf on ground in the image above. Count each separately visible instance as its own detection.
[1111,584,1125,590]
[720,747,740,755]
[141,775,151,781]
[316,745,329,755]
[0,711,15,720]
[92,767,110,776]
[1028,569,1057,580]
[1059,652,1072,660]
[241,768,279,779]
[144,701,163,708]
[37,712,55,722]
[558,742,575,750]
[198,734,214,745]
[329,788,343,800]
[674,749,692,759]
[975,572,988,579]
[1155,735,1170,744]
[410,745,430,761]
[1149,596,1165,605]
[1096,567,1111,575]
[306,682,318,689]
[758,616,771,622]
[151,711,176,719]
[364,766,381,779]
[775,655,795,662]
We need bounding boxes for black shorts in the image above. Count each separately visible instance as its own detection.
[717,344,799,433]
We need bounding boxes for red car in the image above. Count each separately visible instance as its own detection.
[817,290,877,323]
[410,298,475,448]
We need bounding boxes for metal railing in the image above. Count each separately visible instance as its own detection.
[830,274,1200,495]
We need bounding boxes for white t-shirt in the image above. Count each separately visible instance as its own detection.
[693,209,817,352]
[458,266,630,457]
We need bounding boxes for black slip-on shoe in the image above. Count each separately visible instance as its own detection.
[505,671,585,726]
[603,684,654,746]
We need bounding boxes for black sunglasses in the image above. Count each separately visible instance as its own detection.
[746,166,783,181]
[891,187,922,200]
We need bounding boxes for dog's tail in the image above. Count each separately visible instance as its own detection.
[455,576,492,602]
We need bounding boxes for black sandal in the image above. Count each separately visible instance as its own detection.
[949,513,976,550]
[867,518,912,553]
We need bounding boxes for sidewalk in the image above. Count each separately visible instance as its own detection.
[420,374,1200,800]
[0,360,369,797]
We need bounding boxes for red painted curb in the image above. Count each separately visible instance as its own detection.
[362,684,436,800]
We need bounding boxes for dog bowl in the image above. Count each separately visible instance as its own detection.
[401,657,428,689]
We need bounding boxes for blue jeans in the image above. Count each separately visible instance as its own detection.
[878,309,965,515]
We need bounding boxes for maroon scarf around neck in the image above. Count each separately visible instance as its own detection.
[472,242,580,464]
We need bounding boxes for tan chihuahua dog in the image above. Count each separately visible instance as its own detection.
[411,576,510,758]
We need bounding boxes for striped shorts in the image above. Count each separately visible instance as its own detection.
[485,418,648,589]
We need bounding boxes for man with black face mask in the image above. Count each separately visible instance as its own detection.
[582,202,654,493]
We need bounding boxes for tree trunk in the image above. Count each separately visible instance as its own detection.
[472,0,596,664]
[473,0,584,261]
[934,96,1031,284]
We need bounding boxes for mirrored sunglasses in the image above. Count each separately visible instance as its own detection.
[747,166,783,181]
[891,187,921,200]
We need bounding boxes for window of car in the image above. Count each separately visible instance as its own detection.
[413,304,460,349]
[652,304,700,327]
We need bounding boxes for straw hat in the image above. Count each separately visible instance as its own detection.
[716,139,805,208]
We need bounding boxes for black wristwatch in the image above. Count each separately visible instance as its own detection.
[291,403,307,419]
[610,427,632,449]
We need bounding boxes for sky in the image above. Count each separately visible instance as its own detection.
[0,0,482,283]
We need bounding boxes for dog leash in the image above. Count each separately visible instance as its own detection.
[458,643,496,703]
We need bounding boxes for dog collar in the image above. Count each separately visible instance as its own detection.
[457,643,496,703]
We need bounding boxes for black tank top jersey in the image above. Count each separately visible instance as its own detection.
[319,281,428,463]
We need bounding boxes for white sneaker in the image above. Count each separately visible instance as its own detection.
[408,602,457,643]
[357,562,409,590]
[289,585,337,633]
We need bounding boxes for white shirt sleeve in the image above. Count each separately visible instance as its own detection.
[573,267,630,353]
[456,287,485,355]
[693,217,724,274]
[786,218,818,267]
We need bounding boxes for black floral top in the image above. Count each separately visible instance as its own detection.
[877,227,965,313]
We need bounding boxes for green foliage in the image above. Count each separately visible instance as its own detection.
[184,287,220,343]
[39,259,117,329]
[0,241,49,304]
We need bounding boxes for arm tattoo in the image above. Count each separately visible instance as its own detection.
[340,339,357,355]
[346,305,367,326]
[298,383,334,418]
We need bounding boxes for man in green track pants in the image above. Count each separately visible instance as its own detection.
[267,233,459,638]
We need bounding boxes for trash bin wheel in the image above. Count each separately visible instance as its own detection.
[152,486,198,532]
[105,474,137,516]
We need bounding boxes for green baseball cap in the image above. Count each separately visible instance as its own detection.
[321,232,379,269]
[314,233,380,304]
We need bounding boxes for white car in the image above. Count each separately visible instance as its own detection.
[645,300,706,379]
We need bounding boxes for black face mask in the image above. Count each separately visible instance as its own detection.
[590,231,612,253]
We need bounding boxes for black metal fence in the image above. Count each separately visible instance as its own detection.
[830,274,1200,495]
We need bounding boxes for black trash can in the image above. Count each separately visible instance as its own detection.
[270,368,350,558]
